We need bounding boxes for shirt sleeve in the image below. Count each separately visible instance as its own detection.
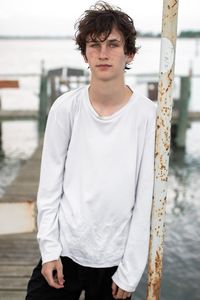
[37,103,71,264]
[112,109,157,292]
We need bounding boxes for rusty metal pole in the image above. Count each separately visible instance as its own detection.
[146,1,179,299]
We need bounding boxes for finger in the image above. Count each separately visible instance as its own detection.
[112,281,118,296]
[45,269,58,288]
[115,287,124,299]
[123,292,132,299]
[43,267,63,289]
[49,273,64,289]
[56,263,64,286]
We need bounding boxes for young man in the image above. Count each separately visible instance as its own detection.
[26,1,156,300]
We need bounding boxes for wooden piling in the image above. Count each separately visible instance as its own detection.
[0,96,4,158]
[39,73,48,133]
[175,76,191,148]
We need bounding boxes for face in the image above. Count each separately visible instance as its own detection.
[84,27,134,82]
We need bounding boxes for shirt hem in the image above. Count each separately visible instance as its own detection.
[60,251,120,268]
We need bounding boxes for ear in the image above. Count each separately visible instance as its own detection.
[83,55,88,63]
[126,53,135,64]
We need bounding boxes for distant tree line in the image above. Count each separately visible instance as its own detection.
[179,30,200,38]
[137,31,161,38]
[138,30,200,38]
[0,31,200,40]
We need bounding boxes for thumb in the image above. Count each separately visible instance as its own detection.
[112,281,118,295]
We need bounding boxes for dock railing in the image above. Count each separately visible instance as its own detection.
[38,67,193,148]
[0,69,197,149]
[39,65,90,132]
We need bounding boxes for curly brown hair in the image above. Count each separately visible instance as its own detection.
[74,1,138,69]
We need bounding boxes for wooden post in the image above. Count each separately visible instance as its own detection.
[0,80,19,158]
[39,62,48,133]
[0,96,4,158]
[175,76,191,148]
[50,76,57,108]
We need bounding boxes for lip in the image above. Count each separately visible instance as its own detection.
[96,64,112,67]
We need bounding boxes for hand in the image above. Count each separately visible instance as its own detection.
[41,258,65,289]
[112,281,132,299]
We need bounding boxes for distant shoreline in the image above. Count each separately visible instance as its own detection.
[0,36,74,40]
[0,30,200,40]
[0,36,199,40]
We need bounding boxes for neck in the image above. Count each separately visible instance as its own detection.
[89,79,129,107]
[88,78,133,117]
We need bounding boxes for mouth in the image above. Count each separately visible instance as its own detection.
[96,64,112,68]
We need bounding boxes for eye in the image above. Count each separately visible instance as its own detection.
[89,43,99,48]
[109,43,119,48]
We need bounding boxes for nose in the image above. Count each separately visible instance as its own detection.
[99,45,108,60]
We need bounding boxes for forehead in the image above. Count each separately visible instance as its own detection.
[105,27,123,40]
[87,27,124,42]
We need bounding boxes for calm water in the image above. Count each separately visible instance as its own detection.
[0,38,200,299]
[135,122,200,300]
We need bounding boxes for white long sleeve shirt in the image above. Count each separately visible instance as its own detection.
[37,85,157,292]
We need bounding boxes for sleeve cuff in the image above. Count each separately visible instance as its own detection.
[112,271,136,293]
[41,253,61,264]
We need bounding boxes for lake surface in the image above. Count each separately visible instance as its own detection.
[0,38,200,299]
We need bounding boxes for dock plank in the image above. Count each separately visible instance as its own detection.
[0,291,26,300]
[0,265,35,277]
[0,277,30,290]
[0,110,38,120]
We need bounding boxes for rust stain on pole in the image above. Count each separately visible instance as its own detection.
[146,1,179,299]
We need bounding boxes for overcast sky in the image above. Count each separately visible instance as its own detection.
[0,0,199,36]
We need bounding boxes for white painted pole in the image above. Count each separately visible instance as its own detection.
[146,1,179,299]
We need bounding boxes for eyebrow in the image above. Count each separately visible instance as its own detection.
[107,39,121,43]
[87,38,122,43]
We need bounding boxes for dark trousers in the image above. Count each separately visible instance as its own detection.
[26,256,130,300]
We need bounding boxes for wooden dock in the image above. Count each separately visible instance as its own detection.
[0,110,38,120]
[0,232,85,300]
[0,109,199,121]
[0,137,85,299]
[0,138,43,235]
[0,232,40,300]
[172,110,200,121]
